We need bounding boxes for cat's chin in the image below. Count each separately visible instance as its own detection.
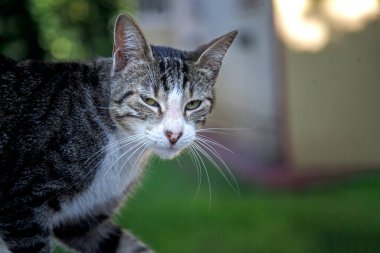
[153,147,183,160]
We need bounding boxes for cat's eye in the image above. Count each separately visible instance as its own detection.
[185,100,202,111]
[142,96,160,107]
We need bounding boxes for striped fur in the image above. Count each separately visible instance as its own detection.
[0,14,236,252]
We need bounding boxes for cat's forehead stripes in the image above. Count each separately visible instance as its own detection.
[156,57,190,93]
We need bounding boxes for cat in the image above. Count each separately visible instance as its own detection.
[0,14,237,253]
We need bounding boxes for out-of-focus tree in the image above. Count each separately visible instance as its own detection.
[0,0,44,59]
[0,0,136,60]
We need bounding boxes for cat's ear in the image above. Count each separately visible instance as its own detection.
[112,14,153,73]
[193,31,238,79]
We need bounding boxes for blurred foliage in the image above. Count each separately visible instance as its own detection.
[0,0,137,60]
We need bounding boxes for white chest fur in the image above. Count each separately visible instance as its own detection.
[52,133,150,226]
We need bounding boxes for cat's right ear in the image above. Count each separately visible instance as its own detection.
[193,31,238,80]
[112,14,153,73]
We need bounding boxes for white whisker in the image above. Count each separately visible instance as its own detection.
[185,147,202,199]
[175,155,184,169]
[189,145,212,212]
[196,127,251,137]
[121,140,149,176]
[128,142,150,179]
[105,139,148,178]
[194,139,240,196]
[96,137,145,179]
[196,134,234,153]
[81,133,145,171]
[197,127,251,132]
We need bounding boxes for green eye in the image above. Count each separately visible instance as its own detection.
[185,100,202,110]
[142,97,159,107]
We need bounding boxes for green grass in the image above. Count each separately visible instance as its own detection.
[55,157,380,253]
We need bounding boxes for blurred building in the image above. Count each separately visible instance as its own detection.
[274,0,380,172]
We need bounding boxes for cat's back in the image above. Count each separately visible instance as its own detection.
[0,55,106,167]
[0,55,85,143]
[0,55,107,127]
[0,55,90,112]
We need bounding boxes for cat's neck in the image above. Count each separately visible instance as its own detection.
[92,57,114,94]
[81,58,115,132]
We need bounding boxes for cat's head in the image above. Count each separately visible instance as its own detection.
[109,14,237,159]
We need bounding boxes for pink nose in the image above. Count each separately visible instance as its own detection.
[164,130,183,145]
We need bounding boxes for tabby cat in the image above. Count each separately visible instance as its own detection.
[0,14,237,253]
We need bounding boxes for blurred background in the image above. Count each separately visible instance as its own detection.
[1,0,380,252]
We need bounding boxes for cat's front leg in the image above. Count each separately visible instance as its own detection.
[54,217,154,253]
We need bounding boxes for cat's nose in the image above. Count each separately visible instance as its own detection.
[164,130,183,145]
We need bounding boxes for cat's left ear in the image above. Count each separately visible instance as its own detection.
[112,14,153,73]
[193,30,238,79]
